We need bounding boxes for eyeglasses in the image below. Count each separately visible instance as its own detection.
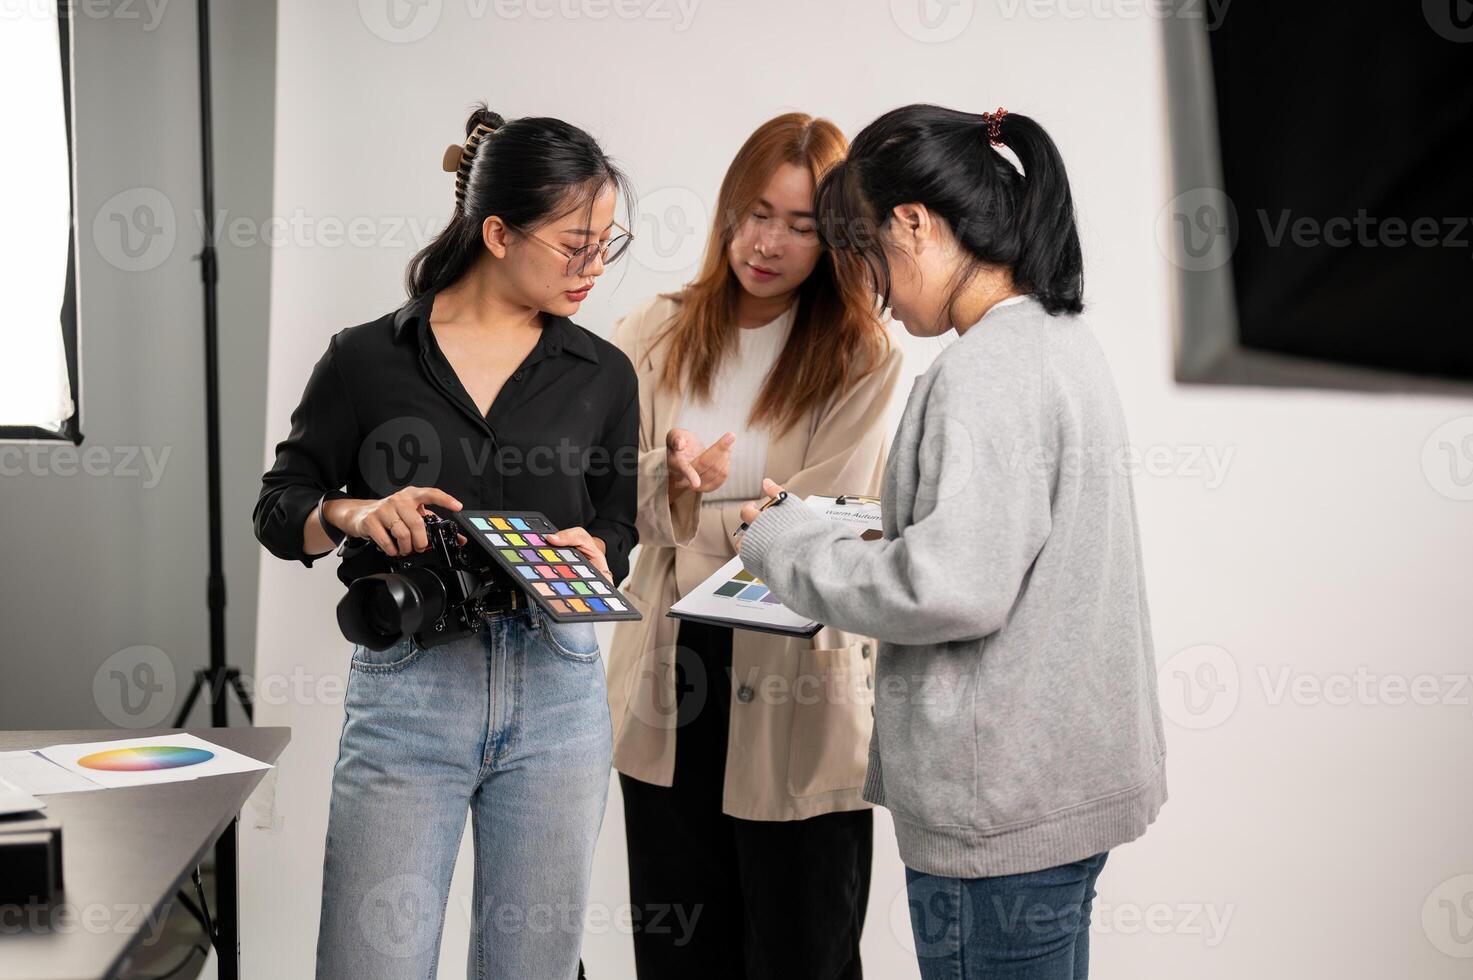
[509,221,633,277]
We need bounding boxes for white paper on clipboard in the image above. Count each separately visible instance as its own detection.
[668,494,882,637]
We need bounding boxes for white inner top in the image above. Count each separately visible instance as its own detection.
[674,304,796,505]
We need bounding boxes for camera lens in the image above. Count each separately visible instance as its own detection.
[363,587,404,640]
[336,567,449,651]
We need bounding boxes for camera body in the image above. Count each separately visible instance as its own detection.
[336,512,516,651]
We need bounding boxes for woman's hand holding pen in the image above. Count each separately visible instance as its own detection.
[666,428,737,500]
[736,478,788,549]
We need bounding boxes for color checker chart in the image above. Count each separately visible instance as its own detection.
[454,511,643,624]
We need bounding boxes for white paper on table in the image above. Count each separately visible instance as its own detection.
[37,732,272,790]
[0,775,47,814]
[0,750,105,795]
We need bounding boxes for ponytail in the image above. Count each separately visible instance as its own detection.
[814,103,1085,316]
[995,112,1084,315]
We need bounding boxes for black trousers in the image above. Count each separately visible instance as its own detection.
[619,618,872,980]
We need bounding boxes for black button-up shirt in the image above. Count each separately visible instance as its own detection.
[254,289,639,586]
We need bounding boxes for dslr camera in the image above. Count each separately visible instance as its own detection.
[336,512,517,651]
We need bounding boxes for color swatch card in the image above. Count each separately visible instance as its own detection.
[669,494,883,637]
[36,732,272,790]
[453,510,643,624]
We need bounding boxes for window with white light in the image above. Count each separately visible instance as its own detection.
[1,7,80,442]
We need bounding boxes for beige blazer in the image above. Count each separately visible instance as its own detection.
[606,293,904,821]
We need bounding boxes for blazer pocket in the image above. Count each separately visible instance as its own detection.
[786,642,874,798]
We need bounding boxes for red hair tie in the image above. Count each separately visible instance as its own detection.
[981,107,1009,147]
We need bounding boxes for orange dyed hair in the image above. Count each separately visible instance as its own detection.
[655,113,890,435]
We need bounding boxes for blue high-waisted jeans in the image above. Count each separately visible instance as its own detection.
[906,852,1109,980]
[314,605,612,980]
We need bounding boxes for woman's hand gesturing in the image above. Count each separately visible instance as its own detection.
[666,428,736,500]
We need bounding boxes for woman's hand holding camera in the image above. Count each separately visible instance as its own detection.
[324,486,464,557]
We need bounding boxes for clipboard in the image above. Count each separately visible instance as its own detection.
[667,493,883,638]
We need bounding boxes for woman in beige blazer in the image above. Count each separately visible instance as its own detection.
[606,113,903,979]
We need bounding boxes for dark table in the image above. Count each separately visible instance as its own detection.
[0,727,290,980]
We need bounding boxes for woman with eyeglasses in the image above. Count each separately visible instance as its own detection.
[605,112,903,979]
[254,105,637,980]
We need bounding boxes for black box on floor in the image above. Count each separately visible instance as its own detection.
[0,819,63,906]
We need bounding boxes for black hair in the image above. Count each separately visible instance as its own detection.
[406,103,635,297]
[814,104,1084,316]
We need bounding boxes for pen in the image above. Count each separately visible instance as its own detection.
[733,490,788,537]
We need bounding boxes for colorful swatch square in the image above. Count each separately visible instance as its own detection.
[459,510,642,624]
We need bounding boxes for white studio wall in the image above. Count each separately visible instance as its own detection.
[245,3,1473,978]
[0,2,274,733]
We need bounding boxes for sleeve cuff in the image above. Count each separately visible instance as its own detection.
[588,521,635,585]
[317,491,349,544]
[737,495,822,583]
[668,486,701,548]
[638,447,700,550]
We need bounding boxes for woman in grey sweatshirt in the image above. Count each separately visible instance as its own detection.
[736,105,1167,980]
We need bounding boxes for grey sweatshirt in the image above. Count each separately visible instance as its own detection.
[740,296,1167,878]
